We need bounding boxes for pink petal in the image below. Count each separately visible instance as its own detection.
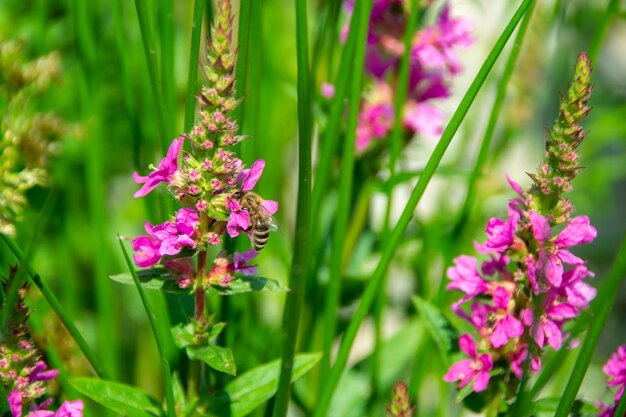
[492,286,511,309]
[459,333,477,357]
[555,216,597,247]
[547,303,578,320]
[473,369,491,392]
[506,175,524,196]
[262,200,279,215]
[241,160,265,191]
[8,390,22,417]
[54,400,84,417]
[529,211,552,244]
[443,359,475,384]
[557,249,585,266]
[544,253,563,287]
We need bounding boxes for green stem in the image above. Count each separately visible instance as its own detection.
[451,0,534,240]
[1,234,109,379]
[134,0,167,151]
[271,0,313,413]
[313,1,534,415]
[588,0,620,64]
[233,0,252,127]
[118,237,176,417]
[184,0,205,132]
[554,233,626,417]
[320,0,373,384]
[160,0,176,139]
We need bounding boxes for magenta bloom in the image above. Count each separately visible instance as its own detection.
[355,102,393,150]
[131,233,161,268]
[151,208,198,256]
[489,286,524,348]
[9,390,21,417]
[227,160,278,238]
[604,345,626,400]
[446,255,489,297]
[476,210,519,254]
[233,250,258,275]
[403,102,444,138]
[133,135,185,198]
[28,361,59,383]
[530,211,597,287]
[8,389,83,417]
[528,297,578,350]
[510,344,541,378]
[443,334,492,392]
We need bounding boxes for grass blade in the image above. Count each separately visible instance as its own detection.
[321,0,373,383]
[233,0,252,127]
[271,0,313,413]
[117,237,176,417]
[184,0,205,132]
[134,0,167,151]
[452,0,535,239]
[313,1,534,415]
[1,234,109,379]
[588,0,620,64]
[159,0,176,139]
[554,233,626,417]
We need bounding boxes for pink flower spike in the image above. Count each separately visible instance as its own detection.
[133,135,184,198]
[241,160,265,191]
[529,211,551,244]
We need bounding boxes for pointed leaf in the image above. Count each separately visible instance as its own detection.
[211,276,289,295]
[69,378,165,417]
[212,353,321,417]
[187,345,236,376]
[530,397,596,415]
[413,296,460,365]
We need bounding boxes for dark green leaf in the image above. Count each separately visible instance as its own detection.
[171,322,197,349]
[187,345,236,376]
[210,276,289,295]
[212,353,321,417]
[69,378,164,417]
[412,296,459,364]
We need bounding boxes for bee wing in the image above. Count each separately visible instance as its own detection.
[258,205,279,231]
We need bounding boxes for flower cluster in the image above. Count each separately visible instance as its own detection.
[386,381,415,417]
[340,1,473,151]
[598,345,626,417]
[130,0,277,290]
[1,271,83,417]
[444,53,596,397]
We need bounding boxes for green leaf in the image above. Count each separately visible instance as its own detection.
[412,296,459,365]
[211,276,289,295]
[110,270,287,295]
[69,378,165,417]
[187,345,236,376]
[530,397,597,416]
[212,353,321,417]
[109,268,189,293]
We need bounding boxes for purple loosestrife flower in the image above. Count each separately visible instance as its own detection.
[345,1,473,152]
[598,345,626,417]
[443,334,492,392]
[133,135,185,198]
[444,53,596,401]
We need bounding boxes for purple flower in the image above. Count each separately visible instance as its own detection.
[133,135,185,198]
[131,230,161,268]
[28,361,59,382]
[529,211,597,287]
[489,286,524,348]
[558,265,596,308]
[27,400,84,417]
[227,160,278,238]
[604,345,626,400]
[233,250,258,275]
[321,82,335,99]
[9,390,21,417]
[356,102,393,150]
[527,297,578,350]
[476,211,520,254]
[446,255,489,297]
[403,102,444,138]
[152,208,198,256]
[443,334,492,392]
[510,344,541,378]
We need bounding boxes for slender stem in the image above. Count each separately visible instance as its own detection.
[320,0,373,384]
[271,0,313,413]
[313,2,534,415]
[1,234,109,379]
[451,0,534,240]
[0,382,9,414]
[233,0,252,127]
[588,0,620,64]
[184,0,205,132]
[554,233,626,417]
[160,0,176,139]
[118,238,176,417]
[134,0,167,151]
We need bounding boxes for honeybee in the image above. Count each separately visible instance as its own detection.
[230,190,278,251]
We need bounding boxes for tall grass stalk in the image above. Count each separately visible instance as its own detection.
[588,0,620,63]
[373,0,420,394]
[134,0,167,151]
[118,238,176,417]
[1,235,109,379]
[233,0,252,127]
[554,233,626,417]
[271,0,313,413]
[159,0,176,139]
[313,1,534,414]
[320,0,373,384]
[451,0,535,241]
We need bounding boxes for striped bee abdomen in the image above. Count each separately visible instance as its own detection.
[252,220,271,251]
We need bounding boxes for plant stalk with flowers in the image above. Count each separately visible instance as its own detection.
[443,52,597,410]
[0,268,83,417]
[120,0,284,389]
[339,0,473,153]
